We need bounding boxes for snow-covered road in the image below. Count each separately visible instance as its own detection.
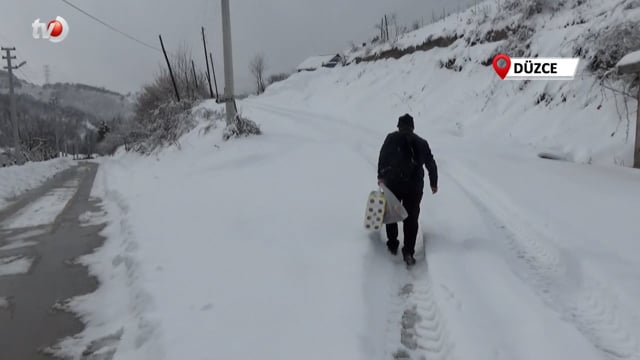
[71,96,640,360]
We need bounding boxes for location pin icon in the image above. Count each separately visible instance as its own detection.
[493,54,511,80]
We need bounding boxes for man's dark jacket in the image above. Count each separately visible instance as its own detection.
[377,129,438,193]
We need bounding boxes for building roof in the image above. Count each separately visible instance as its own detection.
[296,54,340,71]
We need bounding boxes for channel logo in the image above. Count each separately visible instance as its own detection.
[32,16,69,43]
[493,54,579,80]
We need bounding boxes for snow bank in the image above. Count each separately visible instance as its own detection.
[0,157,75,210]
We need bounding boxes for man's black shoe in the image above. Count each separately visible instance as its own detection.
[386,239,399,255]
[403,252,416,266]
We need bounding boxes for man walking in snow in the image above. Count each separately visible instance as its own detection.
[377,113,438,266]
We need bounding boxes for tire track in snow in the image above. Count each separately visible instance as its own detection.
[447,161,640,360]
[374,233,455,360]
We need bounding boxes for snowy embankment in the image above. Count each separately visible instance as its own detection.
[338,0,640,167]
[0,157,75,210]
[55,0,640,359]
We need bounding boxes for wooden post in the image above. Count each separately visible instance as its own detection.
[158,34,180,102]
[201,27,215,99]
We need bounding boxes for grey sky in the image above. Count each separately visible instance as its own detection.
[1,0,468,95]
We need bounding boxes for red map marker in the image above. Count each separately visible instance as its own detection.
[493,54,511,79]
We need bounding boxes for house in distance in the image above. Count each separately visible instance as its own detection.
[296,54,344,72]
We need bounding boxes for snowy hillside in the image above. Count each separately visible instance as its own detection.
[324,0,640,166]
[0,71,134,121]
[51,0,640,359]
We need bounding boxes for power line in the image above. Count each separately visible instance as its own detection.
[59,0,161,52]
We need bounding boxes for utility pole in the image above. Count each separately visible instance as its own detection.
[158,35,180,102]
[201,27,215,99]
[2,47,26,150]
[221,0,236,124]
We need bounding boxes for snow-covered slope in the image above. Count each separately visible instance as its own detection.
[53,0,640,359]
[298,0,639,167]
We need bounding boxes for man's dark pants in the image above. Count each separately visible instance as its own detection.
[385,183,423,256]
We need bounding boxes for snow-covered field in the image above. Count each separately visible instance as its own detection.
[0,157,75,210]
[52,0,640,359]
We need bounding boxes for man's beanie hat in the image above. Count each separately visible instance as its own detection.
[398,113,414,129]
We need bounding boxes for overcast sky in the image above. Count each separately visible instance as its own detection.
[1,0,468,95]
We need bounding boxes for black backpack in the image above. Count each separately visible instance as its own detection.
[387,133,418,182]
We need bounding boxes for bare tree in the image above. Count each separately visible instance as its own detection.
[250,53,267,95]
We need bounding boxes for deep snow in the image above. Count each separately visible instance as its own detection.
[51,0,640,359]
